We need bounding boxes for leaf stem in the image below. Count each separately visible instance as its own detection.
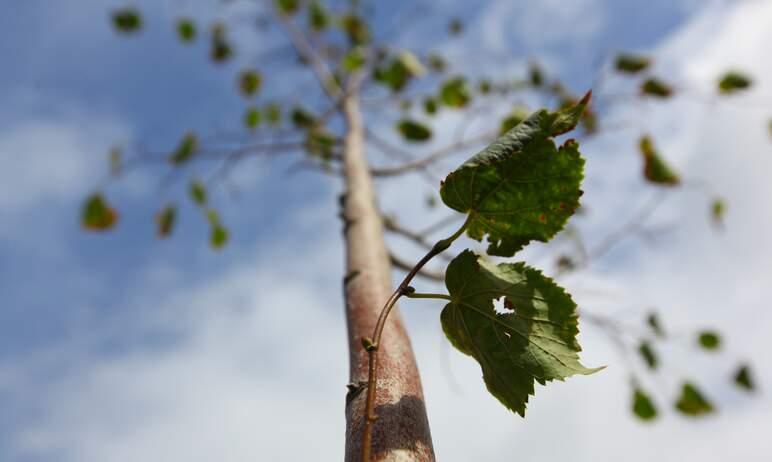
[404,292,453,301]
[360,214,469,461]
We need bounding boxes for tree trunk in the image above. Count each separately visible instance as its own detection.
[340,91,435,461]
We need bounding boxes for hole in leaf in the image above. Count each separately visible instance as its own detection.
[493,296,515,314]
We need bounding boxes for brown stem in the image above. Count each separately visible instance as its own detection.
[341,80,436,461]
[361,217,469,461]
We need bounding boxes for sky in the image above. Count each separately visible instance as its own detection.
[1,0,771,461]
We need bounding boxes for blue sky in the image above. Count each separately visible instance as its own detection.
[1,0,771,460]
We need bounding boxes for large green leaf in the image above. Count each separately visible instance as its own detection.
[441,250,602,416]
[439,94,589,256]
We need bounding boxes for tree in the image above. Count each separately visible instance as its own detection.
[81,2,761,461]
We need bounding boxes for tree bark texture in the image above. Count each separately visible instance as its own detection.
[341,93,436,461]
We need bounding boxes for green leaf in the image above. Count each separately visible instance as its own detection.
[291,106,316,129]
[733,364,755,391]
[238,70,262,97]
[439,77,471,108]
[698,331,721,350]
[244,107,261,129]
[632,388,658,421]
[647,312,665,337]
[499,107,529,135]
[189,180,207,206]
[176,18,196,42]
[478,79,492,95]
[275,0,300,15]
[341,47,366,72]
[440,93,590,256]
[210,224,229,249]
[674,382,714,416]
[265,103,282,126]
[169,132,198,165]
[373,51,424,92]
[308,1,329,30]
[156,204,176,238]
[305,128,337,160]
[711,198,726,227]
[206,208,220,226]
[423,97,438,115]
[441,250,602,416]
[641,78,673,98]
[210,24,233,63]
[82,193,118,231]
[614,53,650,74]
[339,14,370,45]
[528,62,544,87]
[638,341,658,370]
[396,119,432,142]
[448,18,463,35]
[718,71,752,94]
[427,53,446,73]
[639,135,679,186]
[111,8,142,33]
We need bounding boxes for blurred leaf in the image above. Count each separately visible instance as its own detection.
[711,198,726,228]
[647,312,665,337]
[275,0,300,15]
[425,194,437,208]
[156,204,176,238]
[210,23,233,62]
[82,193,118,231]
[265,103,282,126]
[427,53,446,73]
[718,71,752,94]
[244,107,261,129]
[340,14,370,45]
[423,97,438,115]
[341,47,366,72]
[439,77,471,108]
[291,106,316,129]
[639,135,679,186]
[674,382,714,416]
[176,18,196,42]
[111,8,142,33]
[556,255,575,272]
[528,62,544,87]
[189,180,207,206]
[305,128,337,159]
[396,119,432,142]
[373,51,424,92]
[698,331,721,350]
[210,224,229,249]
[499,107,529,135]
[632,388,658,421]
[440,93,589,256]
[169,132,198,165]
[733,364,755,391]
[448,18,463,35]
[308,1,329,31]
[238,70,262,97]
[638,341,658,370]
[206,208,220,226]
[614,53,650,74]
[441,250,602,416]
[478,79,492,95]
[109,147,122,176]
[641,78,673,98]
